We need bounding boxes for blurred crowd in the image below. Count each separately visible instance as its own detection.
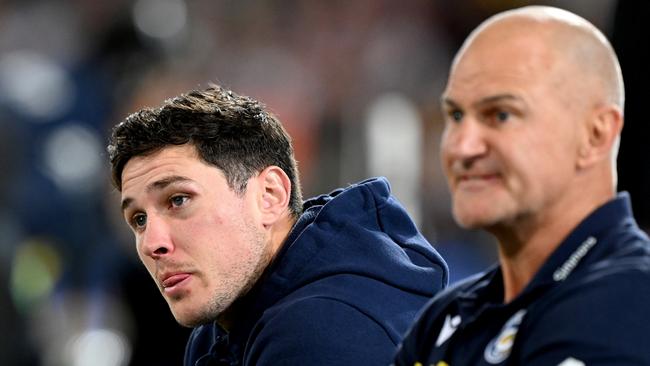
[0,0,646,365]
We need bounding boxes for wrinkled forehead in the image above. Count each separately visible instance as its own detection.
[121,144,202,191]
[444,24,561,101]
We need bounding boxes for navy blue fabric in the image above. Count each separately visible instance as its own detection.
[394,193,650,365]
[184,177,448,366]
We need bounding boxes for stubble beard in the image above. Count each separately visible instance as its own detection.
[185,223,273,328]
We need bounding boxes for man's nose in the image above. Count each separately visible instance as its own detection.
[139,215,174,260]
[442,119,488,163]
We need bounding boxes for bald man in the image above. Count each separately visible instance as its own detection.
[394,6,650,365]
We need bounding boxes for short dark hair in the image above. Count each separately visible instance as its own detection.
[107,84,303,217]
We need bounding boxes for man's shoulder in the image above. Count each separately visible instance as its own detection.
[556,232,650,298]
[246,296,397,365]
[514,259,650,364]
[507,238,650,362]
[260,295,385,332]
[537,220,650,310]
[534,249,650,316]
[263,274,432,338]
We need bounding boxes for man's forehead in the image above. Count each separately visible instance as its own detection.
[444,27,561,102]
[444,63,536,106]
[121,146,203,191]
[462,26,555,69]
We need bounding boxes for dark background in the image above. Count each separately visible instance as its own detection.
[0,1,646,365]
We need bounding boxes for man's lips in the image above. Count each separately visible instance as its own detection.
[161,273,192,289]
[458,173,500,181]
[455,173,501,189]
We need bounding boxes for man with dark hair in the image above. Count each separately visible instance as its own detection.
[108,84,448,365]
[394,5,650,366]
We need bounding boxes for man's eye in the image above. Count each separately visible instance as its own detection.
[495,110,510,122]
[170,195,188,207]
[132,213,147,228]
[450,110,463,122]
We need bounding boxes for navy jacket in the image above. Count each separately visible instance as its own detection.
[185,177,448,365]
[394,193,650,365]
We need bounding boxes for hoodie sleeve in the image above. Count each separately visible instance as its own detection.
[244,297,396,366]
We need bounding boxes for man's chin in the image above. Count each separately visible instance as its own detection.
[170,305,219,328]
[453,209,500,230]
[173,314,213,328]
[455,218,487,230]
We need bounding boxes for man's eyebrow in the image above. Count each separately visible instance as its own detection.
[474,94,522,108]
[440,97,461,110]
[441,94,523,110]
[121,175,193,213]
[147,175,193,193]
[121,197,133,213]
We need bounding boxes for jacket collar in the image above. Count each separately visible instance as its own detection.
[456,193,634,316]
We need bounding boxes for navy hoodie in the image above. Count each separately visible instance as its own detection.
[184,177,448,365]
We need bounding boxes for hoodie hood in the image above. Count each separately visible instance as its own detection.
[264,176,447,301]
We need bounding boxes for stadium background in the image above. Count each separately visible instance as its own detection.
[0,0,647,365]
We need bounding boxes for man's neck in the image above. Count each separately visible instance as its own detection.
[269,214,298,259]
[492,190,614,303]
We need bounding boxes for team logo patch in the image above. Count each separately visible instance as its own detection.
[484,309,527,364]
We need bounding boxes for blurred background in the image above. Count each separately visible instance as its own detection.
[0,0,647,365]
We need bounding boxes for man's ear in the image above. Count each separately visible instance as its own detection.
[257,166,291,226]
[577,104,623,169]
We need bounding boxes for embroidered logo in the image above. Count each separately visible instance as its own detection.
[435,314,461,347]
[553,236,597,281]
[484,309,527,364]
